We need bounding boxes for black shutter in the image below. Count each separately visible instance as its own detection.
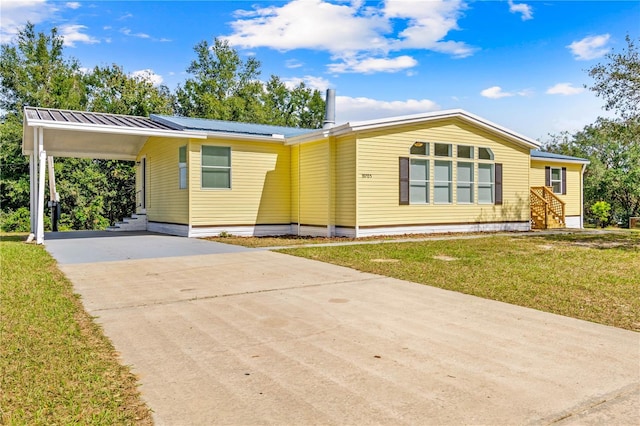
[495,163,503,205]
[399,157,409,205]
[545,166,551,187]
[561,167,567,195]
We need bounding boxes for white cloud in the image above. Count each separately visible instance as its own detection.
[66,2,81,9]
[567,34,611,60]
[121,28,151,39]
[329,55,417,74]
[508,0,533,21]
[59,24,99,47]
[0,0,54,44]
[546,82,585,96]
[480,86,514,99]
[285,59,303,69]
[336,95,439,122]
[480,86,533,99]
[130,69,163,86]
[282,75,331,91]
[222,0,474,74]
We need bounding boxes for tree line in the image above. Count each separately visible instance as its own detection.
[0,23,326,231]
[1,24,638,231]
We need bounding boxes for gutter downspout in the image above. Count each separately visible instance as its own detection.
[323,89,336,236]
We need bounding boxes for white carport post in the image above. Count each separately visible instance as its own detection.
[36,127,47,244]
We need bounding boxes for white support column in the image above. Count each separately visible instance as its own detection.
[29,153,36,235]
[36,128,46,244]
[29,127,40,240]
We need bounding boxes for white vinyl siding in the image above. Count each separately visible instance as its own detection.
[202,146,231,189]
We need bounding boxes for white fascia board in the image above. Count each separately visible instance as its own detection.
[204,131,287,143]
[24,118,207,139]
[285,109,541,149]
[531,156,590,165]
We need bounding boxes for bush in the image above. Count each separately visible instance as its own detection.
[591,201,611,228]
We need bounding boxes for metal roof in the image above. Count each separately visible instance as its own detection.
[531,150,589,163]
[23,107,204,160]
[25,106,176,131]
[151,114,316,138]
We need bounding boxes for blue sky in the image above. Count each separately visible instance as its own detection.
[2,0,639,141]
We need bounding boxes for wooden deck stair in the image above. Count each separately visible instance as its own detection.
[530,187,565,229]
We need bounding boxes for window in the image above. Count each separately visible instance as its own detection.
[457,162,474,203]
[410,141,429,156]
[478,147,494,160]
[478,163,494,203]
[434,160,452,203]
[178,146,187,189]
[457,145,473,159]
[434,143,452,157]
[410,159,429,203]
[201,146,231,189]
[550,167,562,194]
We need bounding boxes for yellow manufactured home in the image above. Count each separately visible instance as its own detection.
[22,106,588,242]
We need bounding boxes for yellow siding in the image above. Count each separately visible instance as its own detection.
[298,140,330,226]
[530,160,583,216]
[334,135,357,227]
[189,139,290,226]
[137,137,189,224]
[356,119,531,227]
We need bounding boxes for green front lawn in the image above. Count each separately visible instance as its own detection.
[279,231,640,331]
[0,235,152,425]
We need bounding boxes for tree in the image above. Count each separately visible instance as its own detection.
[85,64,174,116]
[175,38,264,121]
[545,117,640,225]
[591,201,611,228]
[176,38,326,127]
[545,35,640,226]
[262,76,325,128]
[587,35,640,120]
[1,23,87,231]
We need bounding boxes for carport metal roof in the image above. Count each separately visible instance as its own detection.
[22,107,206,160]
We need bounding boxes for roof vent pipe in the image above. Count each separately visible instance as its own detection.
[323,89,336,129]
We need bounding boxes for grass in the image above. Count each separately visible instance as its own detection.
[0,234,152,425]
[205,230,507,248]
[277,231,640,331]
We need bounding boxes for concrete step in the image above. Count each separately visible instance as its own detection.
[107,213,147,232]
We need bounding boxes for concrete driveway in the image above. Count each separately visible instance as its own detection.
[47,233,639,425]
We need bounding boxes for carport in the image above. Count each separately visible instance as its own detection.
[22,106,205,244]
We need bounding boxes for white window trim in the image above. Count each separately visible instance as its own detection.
[179,146,187,190]
[201,146,231,190]
[434,160,452,204]
[409,158,429,204]
[550,167,563,194]
[456,161,474,204]
[478,163,495,204]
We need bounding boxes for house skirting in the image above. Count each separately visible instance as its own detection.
[149,220,531,238]
[354,221,531,238]
[565,216,582,229]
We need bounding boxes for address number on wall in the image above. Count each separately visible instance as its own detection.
[361,173,373,178]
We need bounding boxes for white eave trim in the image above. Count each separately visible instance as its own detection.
[286,109,541,149]
[24,118,207,139]
[203,131,288,143]
[531,156,590,165]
